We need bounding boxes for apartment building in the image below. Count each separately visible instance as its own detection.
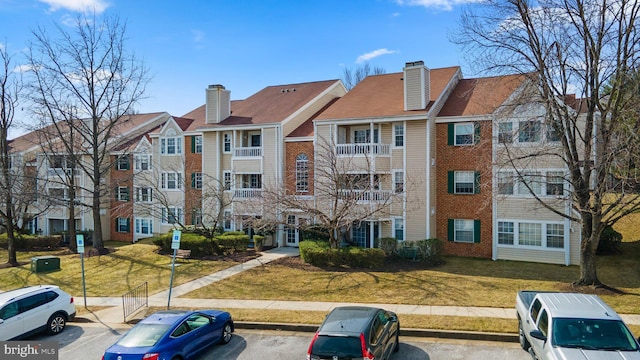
[7,60,582,265]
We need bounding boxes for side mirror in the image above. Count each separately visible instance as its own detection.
[530,330,547,342]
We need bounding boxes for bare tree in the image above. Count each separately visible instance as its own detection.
[27,13,149,252]
[456,0,640,286]
[268,137,416,249]
[342,63,386,91]
[0,43,23,265]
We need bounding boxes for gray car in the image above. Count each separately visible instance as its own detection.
[307,306,400,360]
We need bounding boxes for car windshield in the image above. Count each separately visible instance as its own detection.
[311,335,362,357]
[117,323,172,347]
[552,318,639,351]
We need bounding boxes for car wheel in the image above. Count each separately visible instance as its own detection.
[47,313,66,335]
[219,322,232,344]
[518,318,530,350]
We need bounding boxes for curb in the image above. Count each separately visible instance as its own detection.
[74,317,518,343]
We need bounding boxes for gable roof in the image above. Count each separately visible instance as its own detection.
[438,74,527,117]
[315,66,461,121]
[184,80,341,129]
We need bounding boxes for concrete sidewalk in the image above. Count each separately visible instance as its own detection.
[77,247,640,328]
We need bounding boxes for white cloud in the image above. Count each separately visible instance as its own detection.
[39,0,110,14]
[356,48,397,64]
[395,0,480,11]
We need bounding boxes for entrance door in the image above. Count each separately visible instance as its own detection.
[286,215,306,247]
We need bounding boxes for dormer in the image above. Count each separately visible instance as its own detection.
[403,61,430,111]
[205,84,231,124]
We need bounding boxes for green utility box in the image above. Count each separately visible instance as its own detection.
[31,256,61,273]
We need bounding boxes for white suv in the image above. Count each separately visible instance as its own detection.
[0,285,76,340]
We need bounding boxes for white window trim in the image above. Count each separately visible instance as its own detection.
[135,218,153,235]
[393,170,404,193]
[393,217,404,241]
[160,137,182,155]
[162,206,184,225]
[454,123,474,146]
[393,123,404,148]
[223,171,232,191]
[161,172,183,190]
[223,133,232,154]
[454,171,475,194]
[496,219,566,250]
[134,154,152,171]
[117,186,130,201]
[194,135,203,153]
[223,209,233,231]
[135,187,153,203]
[508,168,566,198]
[453,219,475,243]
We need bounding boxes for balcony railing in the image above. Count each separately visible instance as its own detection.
[338,189,392,202]
[234,188,262,198]
[234,147,262,157]
[47,168,79,177]
[336,143,390,156]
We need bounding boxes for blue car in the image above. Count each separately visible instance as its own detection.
[102,309,234,360]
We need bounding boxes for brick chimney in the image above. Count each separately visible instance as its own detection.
[403,61,430,111]
[205,84,231,124]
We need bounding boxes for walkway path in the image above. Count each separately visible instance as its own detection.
[78,247,640,327]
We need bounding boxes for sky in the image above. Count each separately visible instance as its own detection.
[0,0,479,138]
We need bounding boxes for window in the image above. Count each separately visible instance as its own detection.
[394,124,404,147]
[223,171,232,190]
[537,310,549,337]
[546,171,564,196]
[117,186,130,201]
[223,210,232,230]
[49,188,67,200]
[394,171,404,193]
[546,119,561,142]
[161,172,182,190]
[134,154,151,171]
[519,223,542,246]
[518,171,542,195]
[497,221,514,245]
[250,133,261,147]
[497,171,514,195]
[454,171,476,194]
[192,208,202,226]
[353,128,378,143]
[518,120,541,143]
[223,133,231,153]
[242,174,261,189]
[135,218,153,235]
[454,219,475,243]
[192,136,202,153]
[161,137,182,155]
[498,122,513,144]
[295,153,309,193]
[135,187,152,202]
[394,218,404,241]
[192,172,203,189]
[116,217,130,233]
[116,156,130,170]
[162,207,184,224]
[546,223,564,248]
[454,123,474,145]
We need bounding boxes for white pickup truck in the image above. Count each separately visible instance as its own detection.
[516,291,640,359]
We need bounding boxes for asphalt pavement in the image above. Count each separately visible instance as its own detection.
[75,247,640,342]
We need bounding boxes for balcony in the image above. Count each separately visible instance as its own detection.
[47,168,80,177]
[234,188,263,198]
[234,147,262,157]
[338,189,392,202]
[336,143,390,156]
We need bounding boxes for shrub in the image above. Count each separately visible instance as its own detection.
[215,232,250,253]
[299,240,385,268]
[598,225,622,255]
[378,237,398,257]
[253,235,264,251]
[300,225,331,242]
[414,238,444,264]
[0,233,61,250]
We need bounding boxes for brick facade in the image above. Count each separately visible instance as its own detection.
[435,121,493,258]
[184,135,203,226]
[109,154,134,242]
[284,141,314,195]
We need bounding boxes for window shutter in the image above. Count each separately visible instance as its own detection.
[161,173,165,189]
[447,219,454,241]
[474,220,481,243]
[191,173,196,188]
[448,171,454,193]
[115,218,118,231]
[447,123,454,145]
[126,218,130,232]
[125,187,130,201]
[191,136,196,153]
[474,122,481,144]
[474,171,481,194]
